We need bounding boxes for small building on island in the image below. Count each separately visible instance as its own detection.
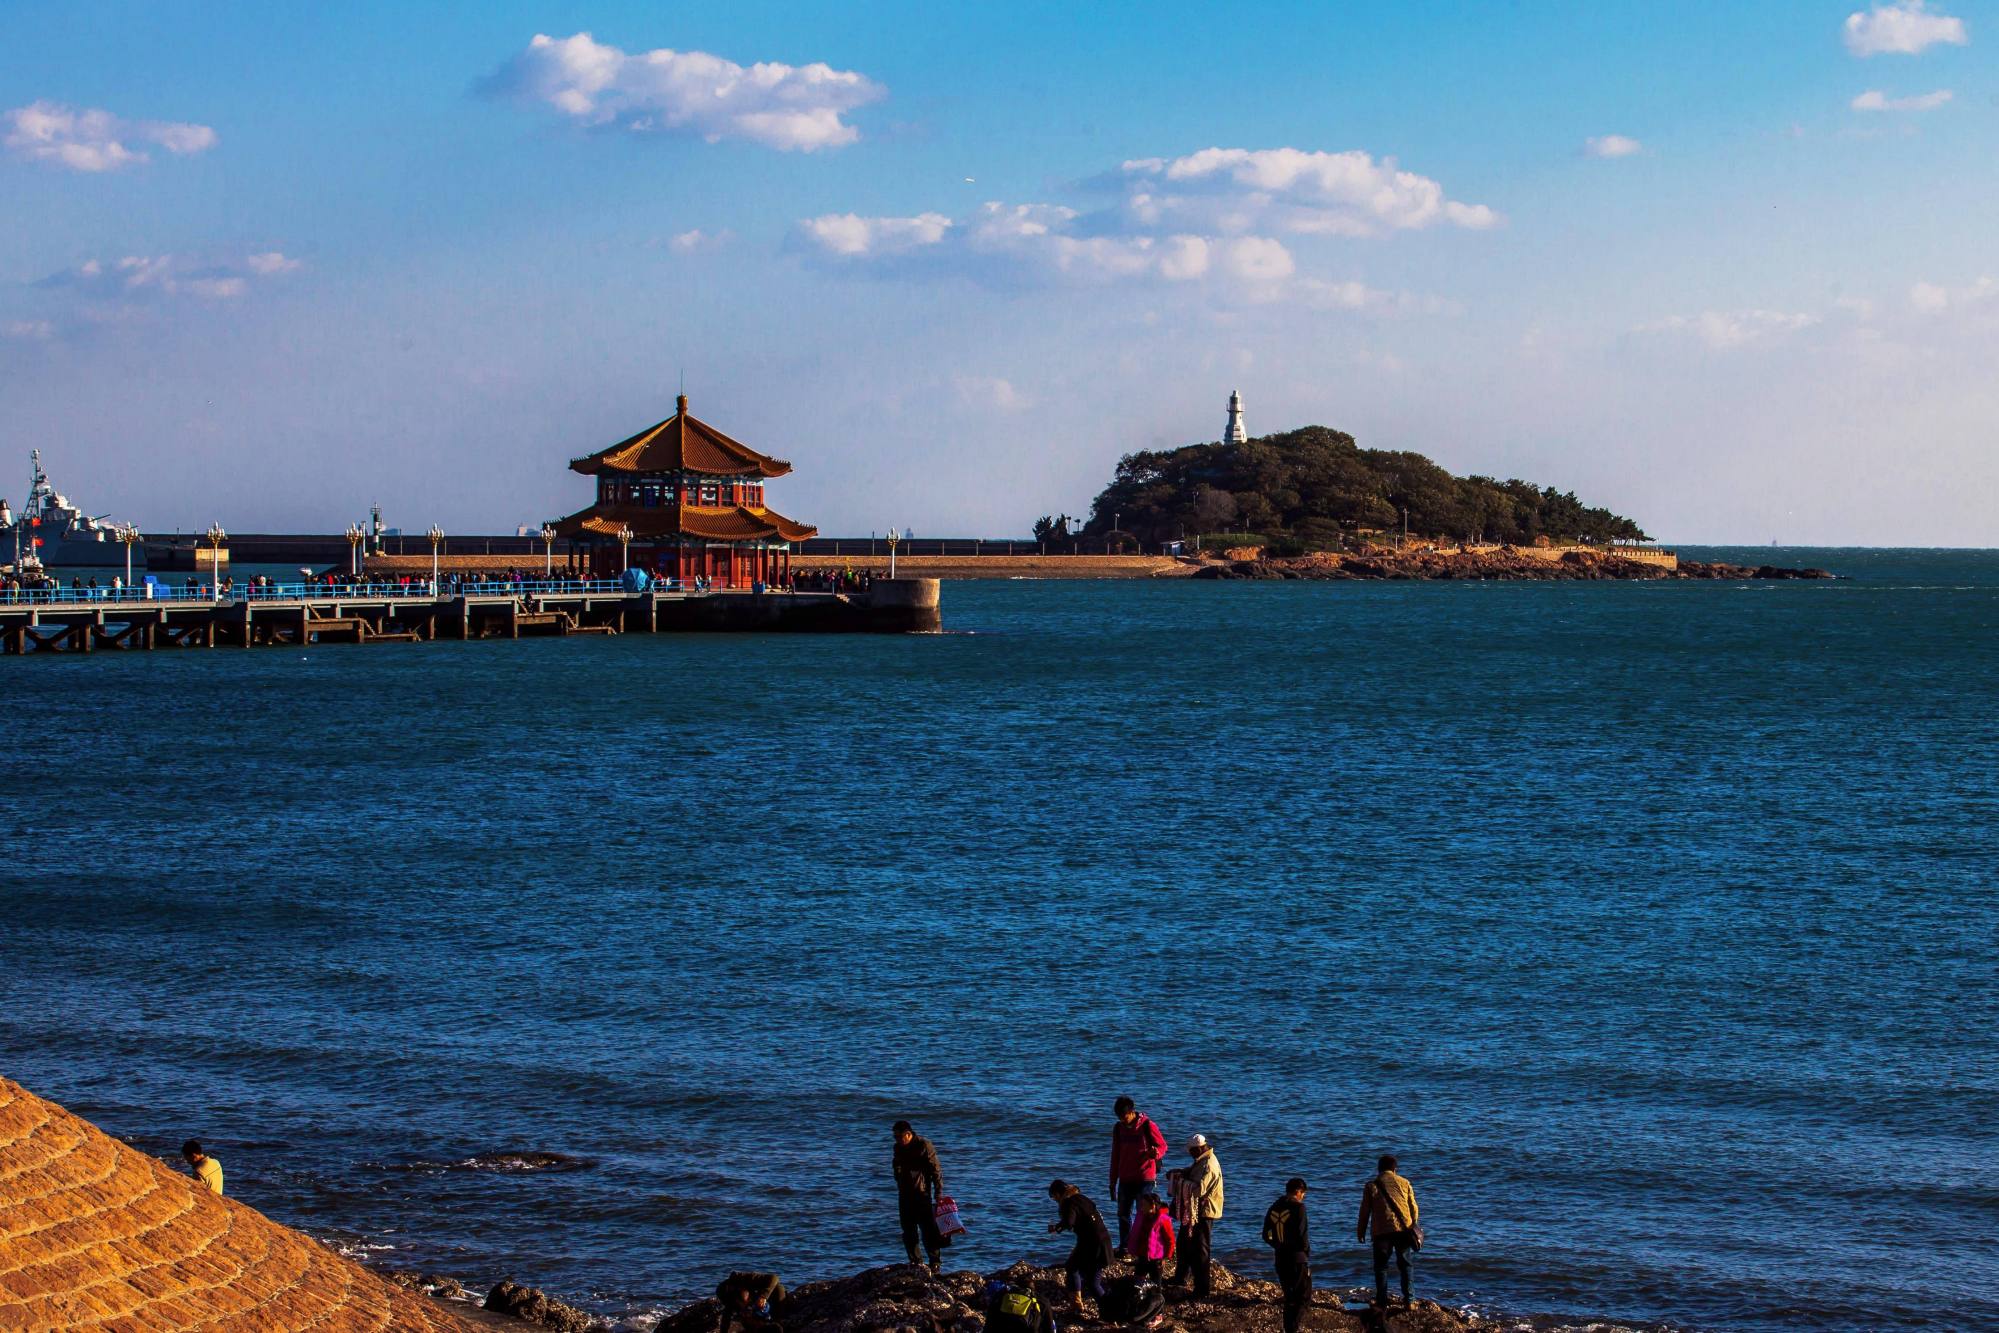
[554,394,817,586]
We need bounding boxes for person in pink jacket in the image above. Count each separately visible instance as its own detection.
[1124,1192,1177,1282]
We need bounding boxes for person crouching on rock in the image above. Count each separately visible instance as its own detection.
[716,1272,788,1333]
[1126,1191,1176,1283]
[892,1119,946,1270]
[1047,1179,1113,1313]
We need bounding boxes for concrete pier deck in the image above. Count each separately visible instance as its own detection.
[0,578,942,655]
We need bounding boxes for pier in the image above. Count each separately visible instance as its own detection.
[0,577,941,655]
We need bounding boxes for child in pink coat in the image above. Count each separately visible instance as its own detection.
[1125,1192,1177,1282]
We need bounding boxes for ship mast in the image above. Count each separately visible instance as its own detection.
[28,450,49,517]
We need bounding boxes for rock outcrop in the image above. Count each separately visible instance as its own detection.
[1192,548,1831,582]
[484,1277,601,1330]
[0,1076,477,1331]
[652,1261,1480,1333]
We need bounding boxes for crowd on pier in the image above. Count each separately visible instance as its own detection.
[5,565,880,602]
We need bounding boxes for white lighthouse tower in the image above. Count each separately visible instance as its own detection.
[1224,388,1247,444]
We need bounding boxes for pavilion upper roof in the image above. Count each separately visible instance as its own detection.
[569,395,793,479]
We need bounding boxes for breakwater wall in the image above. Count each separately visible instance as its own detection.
[0,578,942,655]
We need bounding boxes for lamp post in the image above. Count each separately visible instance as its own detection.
[427,525,444,590]
[539,525,556,578]
[345,522,364,576]
[205,523,227,601]
[886,527,901,579]
[617,524,633,575]
[118,525,141,586]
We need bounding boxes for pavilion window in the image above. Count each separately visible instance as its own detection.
[700,484,718,505]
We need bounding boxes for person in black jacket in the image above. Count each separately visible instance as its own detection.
[1047,1179,1113,1314]
[1265,1179,1311,1333]
[892,1120,945,1270]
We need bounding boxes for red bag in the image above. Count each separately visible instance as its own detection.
[934,1195,967,1239]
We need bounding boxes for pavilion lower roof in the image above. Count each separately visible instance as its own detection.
[553,503,818,544]
[568,399,792,479]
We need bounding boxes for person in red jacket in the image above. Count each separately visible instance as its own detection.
[1109,1096,1168,1254]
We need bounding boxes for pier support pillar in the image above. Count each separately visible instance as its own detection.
[863,578,943,632]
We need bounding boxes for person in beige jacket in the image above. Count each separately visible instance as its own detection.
[1356,1154,1419,1307]
[1175,1134,1224,1297]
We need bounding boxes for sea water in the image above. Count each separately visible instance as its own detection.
[3,548,1994,1331]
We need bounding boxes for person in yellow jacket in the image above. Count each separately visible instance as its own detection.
[181,1139,224,1195]
[1356,1154,1417,1307]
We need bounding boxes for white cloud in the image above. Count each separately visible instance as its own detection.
[3,320,54,341]
[1218,235,1294,282]
[1642,309,1819,349]
[1843,2,1968,56]
[790,143,1480,308]
[1850,88,1954,110]
[245,251,303,275]
[181,276,248,299]
[797,201,1279,289]
[792,202,1443,317]
[482,32,883,151]
[951,374,1032,413]
[1584,134,1643,158]
[1909,276,1995,312]
[1118,147,1499,237]
[666,228,733,254]
[796,211,953,258]
[31,252,298,324]
[2,100,217,172]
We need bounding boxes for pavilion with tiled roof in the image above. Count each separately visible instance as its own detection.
[554,394,817,587]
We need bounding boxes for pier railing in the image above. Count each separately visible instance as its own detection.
[0,578,650,608]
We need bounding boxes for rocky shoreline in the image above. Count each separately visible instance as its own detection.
[402,1259,1599,1333]
[1194,547,1833,582]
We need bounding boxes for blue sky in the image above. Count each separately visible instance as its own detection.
[3,1,1995,541]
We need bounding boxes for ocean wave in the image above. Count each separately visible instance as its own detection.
[372,1150,596,1174]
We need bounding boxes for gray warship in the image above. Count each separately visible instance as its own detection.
[3,451,141,569]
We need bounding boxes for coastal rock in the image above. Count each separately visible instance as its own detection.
[0,1076,479,1331]
[652,1261,1479,1333]
[1678,560,1835,580]
[461,1150,592,1172]
[391,1270,469,1298]
[486,1277,602,1331]
[1190,549,1833,583]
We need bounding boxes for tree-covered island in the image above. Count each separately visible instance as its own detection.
[1041,426,1649,552]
